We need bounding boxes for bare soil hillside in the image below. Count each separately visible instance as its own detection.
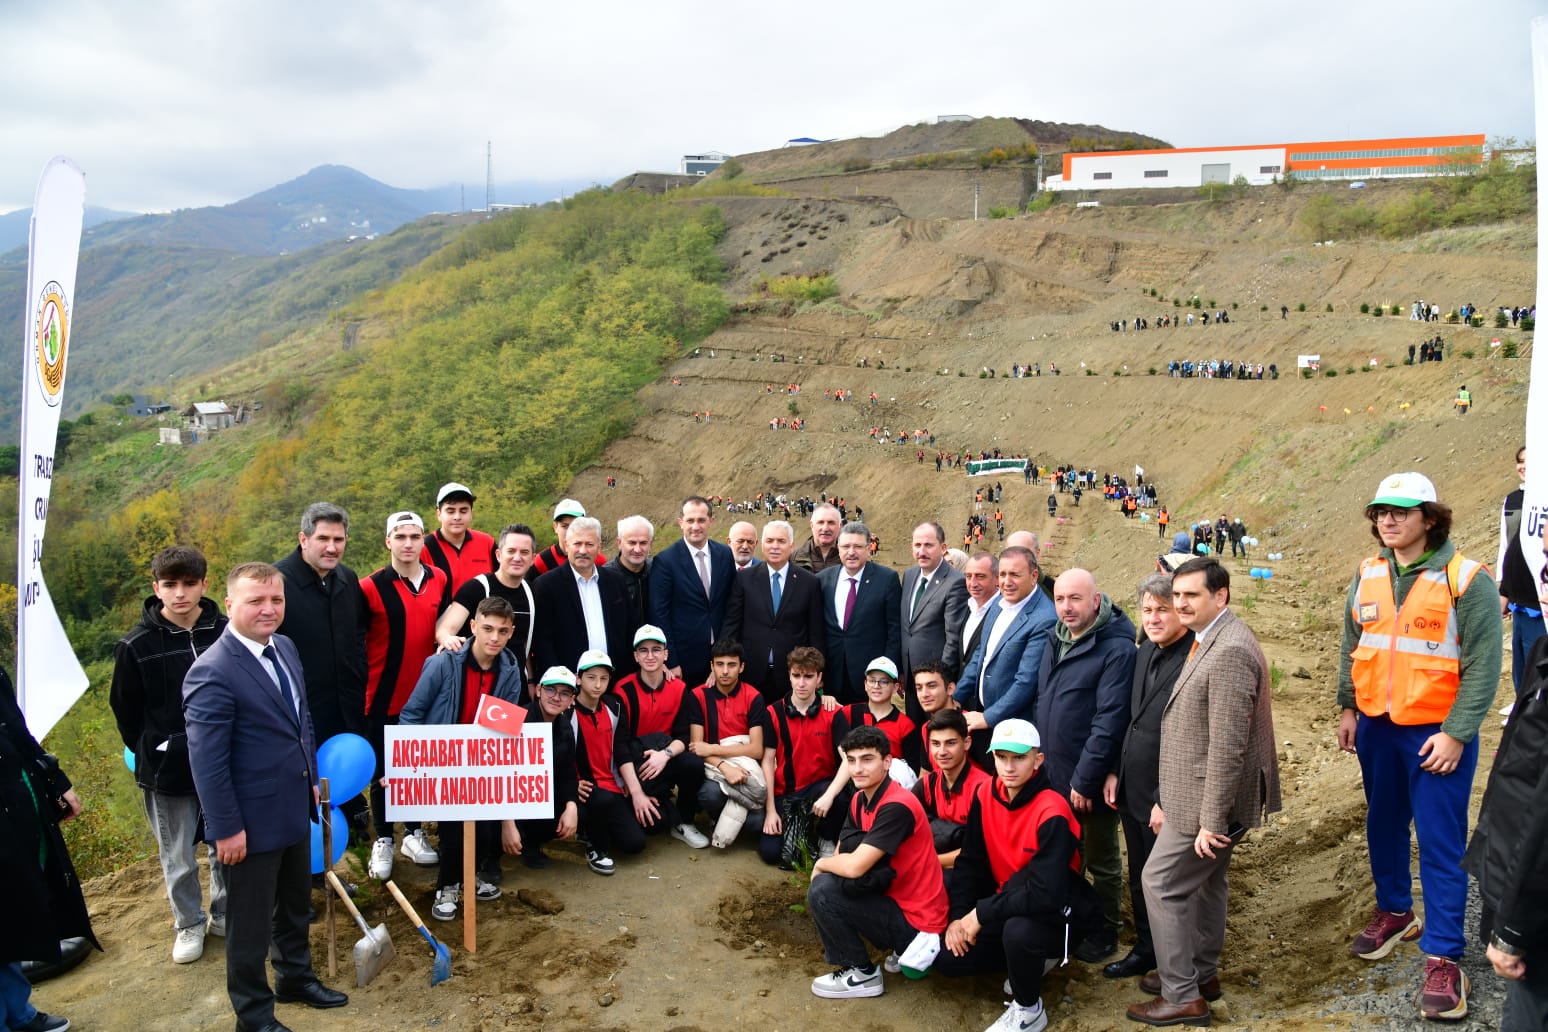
[50,176,1534,1031]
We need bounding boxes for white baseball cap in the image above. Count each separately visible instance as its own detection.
[436,482,476,505]
[385,511,424,534]
[1369,472,1437,508]
[989,718,1041,754]
[577,649,613,673]
[538,666,576,688]
[633,625,668,647]
[865,656,899,680]
[553,498,586,520]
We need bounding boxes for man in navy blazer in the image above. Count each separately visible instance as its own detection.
[650,496,736,687]
[816,522,902,704]
[185,562,346,1032]
[721,520,826,700]
[954,546,1057,733]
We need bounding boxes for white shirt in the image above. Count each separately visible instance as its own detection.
[962,592,999,650]
[832,567,865,626]
[909,564,938,622]
[229,627,300,716]
[979,592,1033,704]
[573,567,607,653]
[1191,608,1229,648]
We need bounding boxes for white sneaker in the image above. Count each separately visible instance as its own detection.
[672,822,710,849]
[883,952,901,974]
[817,838,837,858]
[473,877,502,901]
[401,829,439,865]
[810,964,884,999]
[369,837,395,880]
[206,914,225,938]
[986,998,1046,1032]
[430,885,459,922]
[172,925,205,964]
[586,845,616,876]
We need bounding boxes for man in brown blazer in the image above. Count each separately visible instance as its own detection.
[1128,558,1281,1027]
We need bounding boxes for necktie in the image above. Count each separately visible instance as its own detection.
[1187,640,1199,663]
[263,644,298,715]
[843,577,858,629]
[910,574,928,620]
[770,570,783,613]
[695,550,711,597]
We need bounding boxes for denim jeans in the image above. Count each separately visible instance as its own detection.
[0,962,37,1029]
[143,789,226,930]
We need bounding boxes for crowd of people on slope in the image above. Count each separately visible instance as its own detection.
[10,447,1545,1032]
[1110,310,1232,333]
[1165,359,1276,379]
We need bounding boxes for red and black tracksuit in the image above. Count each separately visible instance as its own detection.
[914,762,991,854]
[934,768,1098,1007]
[571,694,646,857]
[758,698,849,866]
[685,680,766,823]
[360,565,449,836]
[420,529,496,593]
[844,702,917,767]
[614,671,702,830]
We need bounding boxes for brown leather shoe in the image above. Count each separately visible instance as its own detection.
[1126,995,1212,1026]
[1139,972,1221,1001]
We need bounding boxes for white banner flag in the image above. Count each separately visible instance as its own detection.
[1526,20,1548,625]
[16,157,89,739]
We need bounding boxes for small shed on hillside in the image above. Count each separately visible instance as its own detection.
[184,401,234,431]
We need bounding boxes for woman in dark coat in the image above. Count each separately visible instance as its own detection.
[1,668,98,1032]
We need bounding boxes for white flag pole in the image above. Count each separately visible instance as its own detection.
[16,157,89,738]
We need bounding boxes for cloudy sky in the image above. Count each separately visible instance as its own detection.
[2,0,1539,214]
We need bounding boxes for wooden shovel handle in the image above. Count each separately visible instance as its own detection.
[324,870,371,930]
[384,880,428,932]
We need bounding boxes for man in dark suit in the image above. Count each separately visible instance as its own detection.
[816,522,902,704]
[185,562,347,1032]
[650,496,736,688]
[721,520,825,700]
[1102,573,1193,981]
[900,521,969,717]
[1128,558,1280,1027]
[954,546,1057,743]
[956,551,1000,682]
[531,516,636,680]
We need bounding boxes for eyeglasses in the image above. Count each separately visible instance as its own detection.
[864,676,895,688]
[634,645,667,656]
[1369,507,1416,523]
[539,685,576,700]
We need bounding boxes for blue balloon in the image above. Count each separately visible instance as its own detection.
[124,746,136,773]
[1249,568,1262,579]
[316,733,375,801]
[310,806,348,875]
[1262,569,1274,580]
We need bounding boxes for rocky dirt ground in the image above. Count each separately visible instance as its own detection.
[40,174,1536,1030]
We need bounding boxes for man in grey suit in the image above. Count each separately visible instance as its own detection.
[185,562,347,1032]
[816,522,902,704]
[1128,558,1280,1027]
[953,546,1057,735]
[900,521,969,720]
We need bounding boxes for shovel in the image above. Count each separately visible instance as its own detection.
[325,870,395,987]
[385,880,453,986]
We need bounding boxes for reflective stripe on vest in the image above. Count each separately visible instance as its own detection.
[1349,555,1481,725]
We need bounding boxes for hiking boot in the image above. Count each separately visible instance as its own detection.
[473,877,502,902]
[172,925,205,964]
[987,998,1047,1032]
[368,836,394,881]
[1349,908,1422,960]
[586,845,616,876]
[1418,956,1469,1021]
[810,964,884,999]
[671,822,710,849]
[430,885,459,922]
[400,829,439,865]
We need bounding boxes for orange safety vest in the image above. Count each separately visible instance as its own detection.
[1348,554,1482,725]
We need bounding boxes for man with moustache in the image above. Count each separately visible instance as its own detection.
[722,520,826,701]
[1033,568,1135,965]
[795,503,844,574]
[728,521,762,572]
[1102,573,1193,982]
[817,522,902,704]
[1128,558,1279,1026]
[533,517,635,678]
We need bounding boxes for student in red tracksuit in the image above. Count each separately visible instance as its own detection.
[842,657,916,765]
[359,511,450,881]
[806,725,948,1000]
[760,646,850,867]
[570,650,655,876]
[935,719,1099,1032]
[910,660,965,774]
[419,483,496,592]
[913,709,990,869]
[611,625,709,849]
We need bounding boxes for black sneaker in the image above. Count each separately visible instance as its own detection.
[586,845,615,876]
[13,1014,70,1032]
[1073,933,1117,963]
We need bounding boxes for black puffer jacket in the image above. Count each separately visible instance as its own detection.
[1463,633,1548,953]
[110,595,226,794]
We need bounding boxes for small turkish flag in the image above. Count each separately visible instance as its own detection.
[475,695,527,738]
